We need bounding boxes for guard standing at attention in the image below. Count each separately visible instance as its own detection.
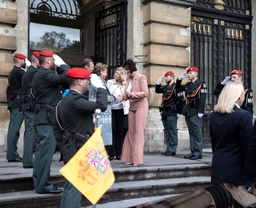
[31,50,69,194]
[155,70,183,156]
[58,67,107,208]
[213,69,253,116]
[21,51,40,168]
[176,66,207,160]
[6,53,30,162]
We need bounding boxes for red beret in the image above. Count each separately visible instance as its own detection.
[164,70,174,77]
[14,53,26,60]
[66,67,91,79]
[32,51,40,58]
[230,70,242,76]
[186,66,198,73]
[39,50,55,57]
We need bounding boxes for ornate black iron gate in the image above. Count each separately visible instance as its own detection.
[191,0,252,147]
[95,2,127,79]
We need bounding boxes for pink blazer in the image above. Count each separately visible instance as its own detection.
[119,72,148,111]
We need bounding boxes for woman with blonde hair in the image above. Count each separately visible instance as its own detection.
[210,81,255,206]
[214,80,245,113]
[106,66,129,160]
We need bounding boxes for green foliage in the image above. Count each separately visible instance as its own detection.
[30,31,80,54]
[62,40,80,54]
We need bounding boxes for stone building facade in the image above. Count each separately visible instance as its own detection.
[0,0,255,156]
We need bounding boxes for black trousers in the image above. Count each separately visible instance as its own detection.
[106,109,128,157]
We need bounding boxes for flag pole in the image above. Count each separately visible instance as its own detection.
[93,108,101,208]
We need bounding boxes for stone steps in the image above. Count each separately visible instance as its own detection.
[0,163,212,208]
[0,176,212,208]
[0,163,210,193]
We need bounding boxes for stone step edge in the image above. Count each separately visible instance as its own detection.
[84,194,178,208]
[0,176,211,203]
[0,163,211,181]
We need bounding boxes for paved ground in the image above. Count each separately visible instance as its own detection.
[0,149,213,208]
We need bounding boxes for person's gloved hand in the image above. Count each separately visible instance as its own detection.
[178,71,187,80]
[177,114,181,118]
[25,58,31,67]
[221,76,230,85]
[90,74,105,89]
[156,76,164,85]
[198,113,204,118]
[53,54,66,67]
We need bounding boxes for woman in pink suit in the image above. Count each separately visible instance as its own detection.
[117,59,148,166]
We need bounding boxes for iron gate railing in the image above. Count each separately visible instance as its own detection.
[95,2,127,79]
[191,0,252,147]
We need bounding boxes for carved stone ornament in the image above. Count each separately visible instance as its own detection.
[214,0,225,10]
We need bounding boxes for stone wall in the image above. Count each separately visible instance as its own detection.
[0,0,28,156]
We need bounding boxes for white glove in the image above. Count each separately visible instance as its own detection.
[156,76,164,85]
[198,113,204,118]
[221,76,230,85]
[90,74,105,89]
[177,114,181,118]
[178,71,187,80]
[25,58,31,67]
[53,54,66,67]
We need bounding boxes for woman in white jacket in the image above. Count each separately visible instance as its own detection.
[106,67,129,160]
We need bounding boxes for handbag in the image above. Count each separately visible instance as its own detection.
[122,100,129,115]
[224,182,256,207]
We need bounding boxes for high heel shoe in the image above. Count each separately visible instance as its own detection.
[133,163,143,166]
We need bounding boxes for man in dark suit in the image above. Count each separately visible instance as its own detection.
[6,53,29,162]
[21,51,40,168]
[213,69,253,116]
[81,58,94,100]
[31,50,69,194]
[176,66,207,160]
[58,67,107,208]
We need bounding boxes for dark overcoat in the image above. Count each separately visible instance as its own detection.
[210,106,253,185]
[7,66,25,110]
[22,65,38,111]
[243,120,256,185]
[31,64,69,126]
[58,88,108,162]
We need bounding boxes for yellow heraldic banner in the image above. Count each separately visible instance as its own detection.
[59,128,115,205]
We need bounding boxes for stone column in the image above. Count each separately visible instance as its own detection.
[0,0,29,156]
[127,0,196,152]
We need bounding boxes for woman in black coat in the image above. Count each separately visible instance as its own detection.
[243,120,256,195]
[210,81,253,186]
